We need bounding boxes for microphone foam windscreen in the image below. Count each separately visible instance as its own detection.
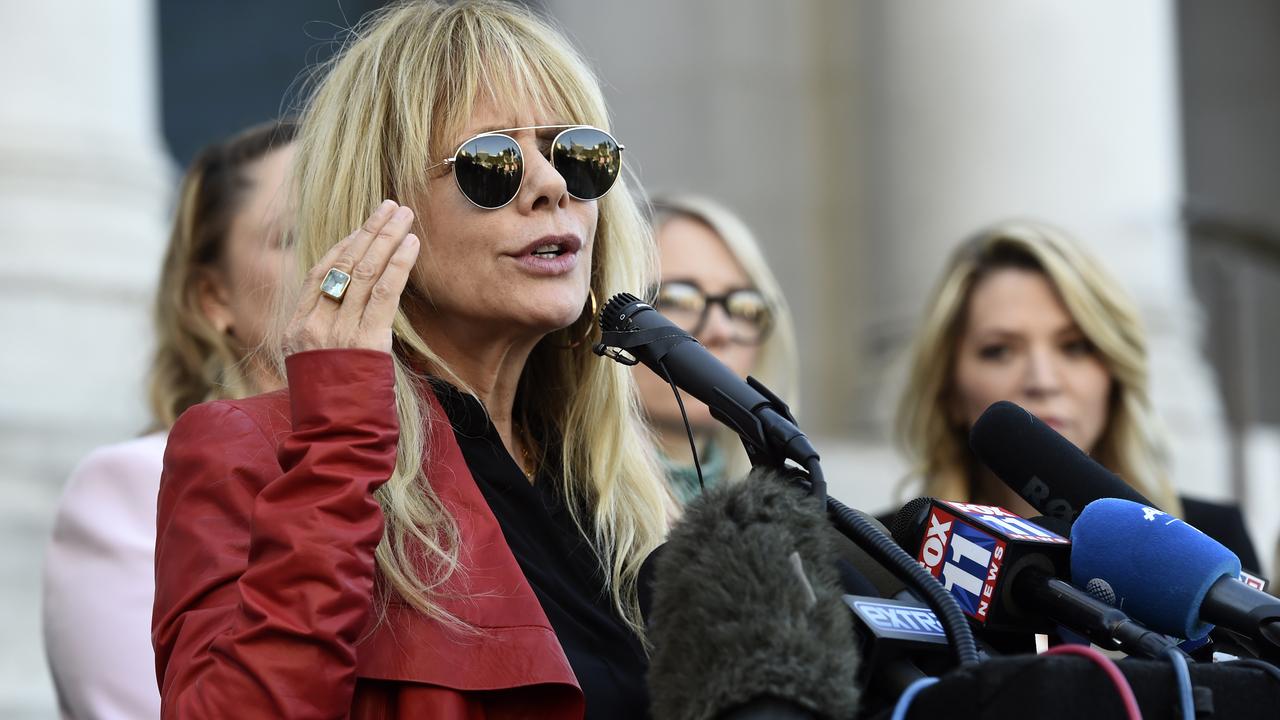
[647,467,860,720]
[1070,498,1242,639]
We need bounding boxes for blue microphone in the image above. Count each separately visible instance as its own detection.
[1070,498,1280,651]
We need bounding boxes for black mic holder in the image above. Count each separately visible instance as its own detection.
[595,329,810,477]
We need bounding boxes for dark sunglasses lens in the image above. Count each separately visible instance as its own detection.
[552,127,621,201]
[453,134,523,208]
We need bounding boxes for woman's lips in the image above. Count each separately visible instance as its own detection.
[506,234,583,276]
[509,249,580,275]
[1039,415,1069,432]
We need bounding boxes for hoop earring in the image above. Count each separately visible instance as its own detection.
[560,289,599,350]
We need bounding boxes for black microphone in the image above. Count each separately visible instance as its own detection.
[597,292,981,666]
[844,595,952,703]
[595,293,818,473]
[969,400,1154,521]
[646,467,861,720]
[889,497,1181,659]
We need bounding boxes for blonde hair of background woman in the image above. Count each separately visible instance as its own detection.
[895,219,1183,517]
[148,120,297,430]
[281,0,669,632]
[649,194,799,482]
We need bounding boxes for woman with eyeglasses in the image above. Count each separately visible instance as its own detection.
[894,220,1260,572]
[634,195,799,504]
[43,119,295,719]
[151,3,670,718]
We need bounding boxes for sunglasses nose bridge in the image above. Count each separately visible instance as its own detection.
[518,137,571,208]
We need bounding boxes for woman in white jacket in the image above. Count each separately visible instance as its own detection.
[42,119,296,719]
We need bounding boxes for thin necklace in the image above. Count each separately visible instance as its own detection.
[514,424,538,481]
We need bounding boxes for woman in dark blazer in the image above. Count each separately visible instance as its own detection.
[151,2,672,718]
[892,220,1259,572]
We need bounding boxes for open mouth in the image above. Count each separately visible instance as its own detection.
[531,243,568,259]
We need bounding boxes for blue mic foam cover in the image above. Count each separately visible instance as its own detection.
[1069,498,1241,640]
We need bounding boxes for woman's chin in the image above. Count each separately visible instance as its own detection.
[523,293,590,332]
[522,307,587,338]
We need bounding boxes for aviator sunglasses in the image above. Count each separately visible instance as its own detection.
[430,125,624,209]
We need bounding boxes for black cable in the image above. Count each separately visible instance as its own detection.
[658,358,704,493]
[802,455,826,508]
[826,492,980,667]
[1222,658,1280,686]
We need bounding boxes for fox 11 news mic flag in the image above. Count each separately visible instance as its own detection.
[890,498,1184,659]
[891,499,1070,633]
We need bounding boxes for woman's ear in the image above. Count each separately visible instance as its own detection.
[195,269,235,337]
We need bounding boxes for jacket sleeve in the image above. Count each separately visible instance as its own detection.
[152,349,400,719]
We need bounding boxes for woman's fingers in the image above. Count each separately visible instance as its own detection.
[326,199,400,286]
[291,200,398,320]
[337,205,415,322]
[360,233,420,351]
[285,199,414,355]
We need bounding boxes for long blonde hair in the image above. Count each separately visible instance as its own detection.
[649,194,800,481]
[896,220,1182,516]
[285,0,669,631]
[148,120,297,430]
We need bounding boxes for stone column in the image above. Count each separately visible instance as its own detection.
[848,0,1230,499]
[0,0,171,715]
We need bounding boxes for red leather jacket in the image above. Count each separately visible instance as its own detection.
[152,349,585,719]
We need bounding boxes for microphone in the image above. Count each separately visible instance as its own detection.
[1071,497,1280,654]
[969,400,1154,521]
[597,292,982,665]
[844,595,952,702]
[594,293,819,473]
[890,498,1180,658]
[645,467,861,720]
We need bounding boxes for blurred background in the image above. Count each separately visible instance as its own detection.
[3,0,1278,716]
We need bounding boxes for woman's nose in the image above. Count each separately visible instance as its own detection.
[1023,347,1063,397]
[518,140,569,211]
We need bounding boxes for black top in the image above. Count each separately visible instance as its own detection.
[1182,496,1262,575]
[432,382,650,720]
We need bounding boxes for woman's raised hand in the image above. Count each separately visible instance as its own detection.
[284,199,420,356]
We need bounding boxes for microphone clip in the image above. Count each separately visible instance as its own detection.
[594,325,695,367]
[734,376,802,470]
